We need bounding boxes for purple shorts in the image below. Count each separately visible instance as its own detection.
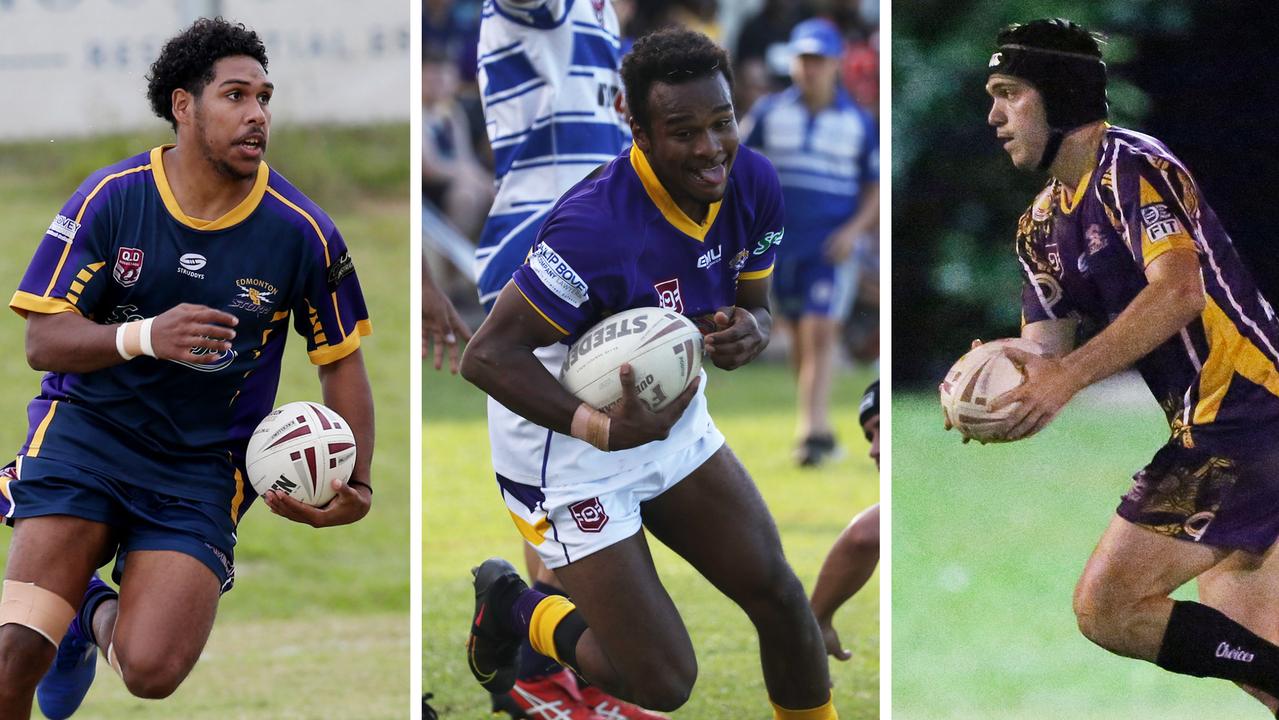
[1117,440,1279,555]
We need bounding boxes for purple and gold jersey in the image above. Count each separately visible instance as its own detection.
[9,147,370,512]
[512,144,783,340]
[1017,126,1279,448]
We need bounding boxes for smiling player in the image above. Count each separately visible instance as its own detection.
[0,18,374,719]
[461,27,838,720]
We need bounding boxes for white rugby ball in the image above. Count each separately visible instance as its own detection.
[939,338,1042,443]
[560,307,703,412]
[246,401,357,507]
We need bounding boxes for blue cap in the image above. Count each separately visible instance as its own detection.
[789,18,843,59]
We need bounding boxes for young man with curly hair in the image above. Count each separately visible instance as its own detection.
[461,27,838,720]
[0,18,375,719]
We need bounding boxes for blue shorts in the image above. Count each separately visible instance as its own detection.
[10,456,237,593]
[772,251,856,320]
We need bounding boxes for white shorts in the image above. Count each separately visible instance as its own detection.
[498,421,725,569]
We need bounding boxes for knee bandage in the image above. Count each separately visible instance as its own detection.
[0,579,76,646]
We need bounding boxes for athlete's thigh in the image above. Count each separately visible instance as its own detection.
[640,444,789,599]
[1198,542,1279,642]
[1077,514,1223,606]
[551,529,693,675]
[113,549,220,663]
[5,516,113,606]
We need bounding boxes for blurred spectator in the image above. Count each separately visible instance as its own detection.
[423,47,494,241]
[841,22,878,117]
[423,0,484,84]
[742,17,879,466]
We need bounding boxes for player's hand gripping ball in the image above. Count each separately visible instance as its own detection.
[246,401,357,507]
[560,307,703,412]
[940,338,1043,443]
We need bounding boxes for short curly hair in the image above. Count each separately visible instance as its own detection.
[621,27,733,133]
[147,18,268,131]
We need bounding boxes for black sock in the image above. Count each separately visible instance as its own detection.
[552,610,589,673]
[1156,600,1279,697]
[516,581,566,681]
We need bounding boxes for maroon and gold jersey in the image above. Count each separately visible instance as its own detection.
[1017,125,1279,449]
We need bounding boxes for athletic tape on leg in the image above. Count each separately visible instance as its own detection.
[0,579,76,646]
[107,641,125,681]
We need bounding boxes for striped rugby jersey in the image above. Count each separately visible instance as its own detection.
[9,147,370,507]
[475,0,630,309]
[1017,126,1279,448]
[743,86,878,256]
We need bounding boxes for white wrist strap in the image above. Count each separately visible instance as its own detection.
[115,318,157,360]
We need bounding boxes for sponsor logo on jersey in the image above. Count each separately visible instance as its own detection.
[569,497,608,533]
[113,247,144,287]
[1085,224,1108,255]
[178,253,207,280]
[1140,203,1185,243]
[654,278,684,313]
[1216,642,1256,663]
[327,250,355,291]
[697,245,722,269]
[47,214,80,243]
[529,243,589,307]
[1031,272,1063,309]
[171,345,237,372]
[753,229,783,256]
[231,277,278,315]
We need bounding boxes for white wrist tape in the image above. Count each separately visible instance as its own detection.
[116,318,157,360]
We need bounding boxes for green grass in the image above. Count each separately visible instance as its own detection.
[0,127,411,719]
[892,386,1266,719]
[424,362,880,718]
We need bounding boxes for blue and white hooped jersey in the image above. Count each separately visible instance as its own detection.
[475,0,630,309]
[9,147,370,511]
[744,86,878,256]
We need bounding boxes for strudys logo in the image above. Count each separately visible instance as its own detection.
[113,247,144,287]
[178,253,207,280]
[654,278,683,313]
[231,277,277,315]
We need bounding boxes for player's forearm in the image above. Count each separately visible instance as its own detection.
[1064,268,1204,390]
[460,335,579,435]
[810,540,860,623]
[25,311,127,373]
[843,183,880,237]
[319,349,376,486]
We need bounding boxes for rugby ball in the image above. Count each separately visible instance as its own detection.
[560,307,703,412]
[939,338,1042,443]
[245,401,357,507]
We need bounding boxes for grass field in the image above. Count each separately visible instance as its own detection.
[892,380,1266,719]
[0,126,411,719]
[424,362,880,718]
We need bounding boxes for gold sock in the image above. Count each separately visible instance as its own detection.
[772,694,838,720]
[528,594,578,664]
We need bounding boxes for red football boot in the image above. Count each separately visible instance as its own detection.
[494,669,605,720]
[578,685,670,720]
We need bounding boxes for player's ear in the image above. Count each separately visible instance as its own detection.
[630,117,649,153]
[171,88,193,128]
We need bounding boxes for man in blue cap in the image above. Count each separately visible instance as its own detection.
[743,17,879,466]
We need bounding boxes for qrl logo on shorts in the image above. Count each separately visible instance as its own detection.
[654,279,684,313]
[569,497,609,533]
[114,247,144,287]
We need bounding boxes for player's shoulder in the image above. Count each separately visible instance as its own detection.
[259,167,339,239]
[71,149,154,200]
[544,152,638,240]
[1103,125,1186,176]
[730,145,782,197]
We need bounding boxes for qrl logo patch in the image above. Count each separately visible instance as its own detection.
[113,247,144,287]
[654,278,684,313]
[569,497,608,533]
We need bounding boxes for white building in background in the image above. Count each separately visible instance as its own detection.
[0,0,409,140]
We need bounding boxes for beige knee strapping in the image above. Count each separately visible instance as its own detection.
[0,579,75,647]
[107,641,124,681]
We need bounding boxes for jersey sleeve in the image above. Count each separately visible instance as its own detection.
[1107,151,1200,268]
[510,210,625,336]
[739,156,784,281]
[291,225,372,365]
[10,186,114,318]
[1015,198,1076,325]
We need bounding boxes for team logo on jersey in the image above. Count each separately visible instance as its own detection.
[654,278,684,313]
[697,245,722,269]
[172,346,237,372]
[730,249,750,274]
[231,277,278,315]
[569,497,608,533]
[529,243,589,308]
[178,253,207,280]
[1031,272,1063,309]
[327,251,356,291]
[47,214,80,243]
[1140,203,1185,243]
[591,0,606,23]
[1085,224,1108,255]
[113,247,144,287]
